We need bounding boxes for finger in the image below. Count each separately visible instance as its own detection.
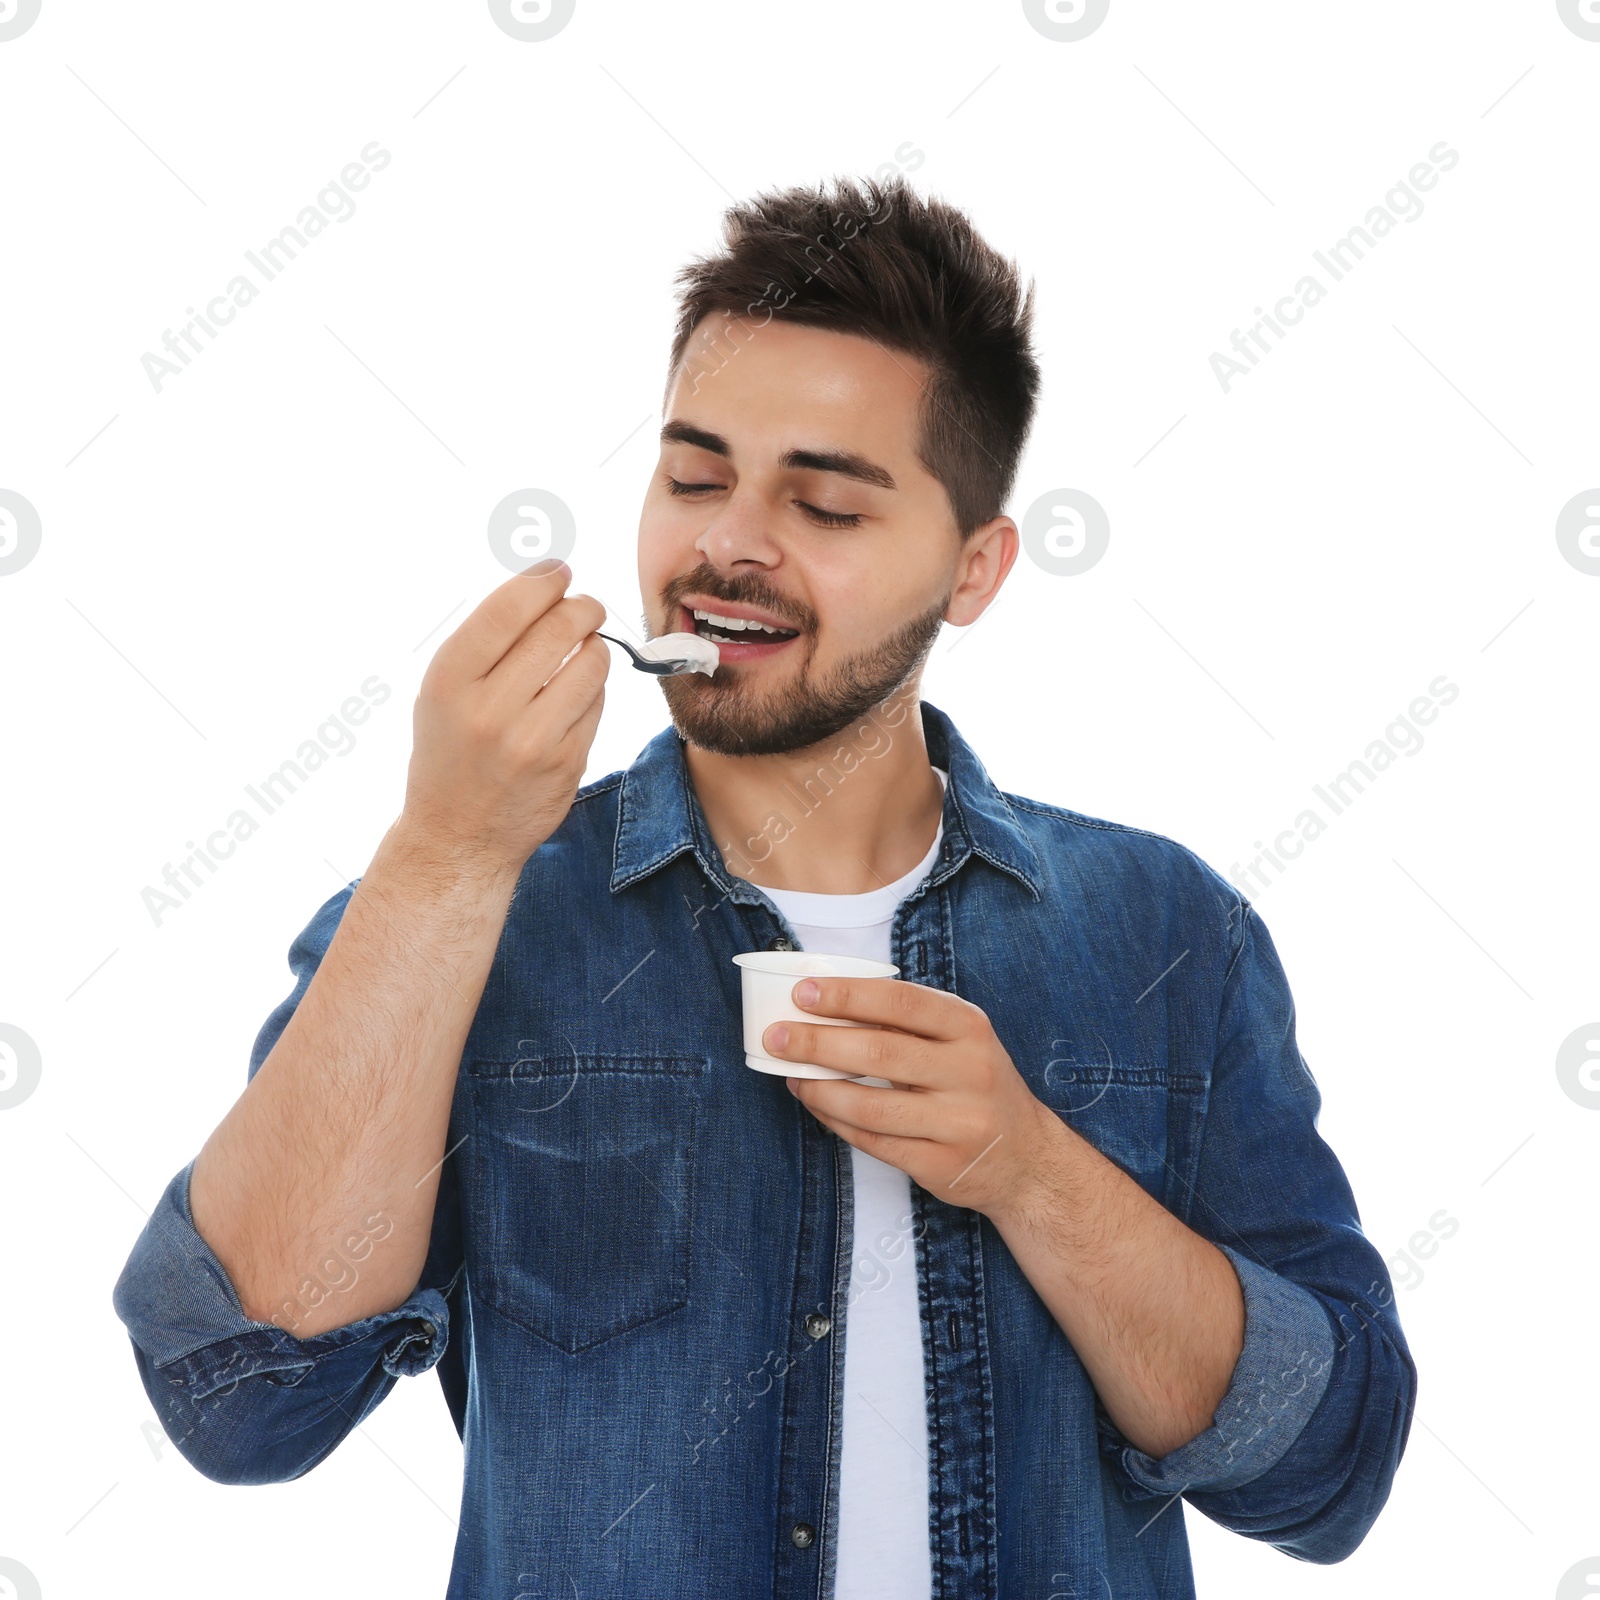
[795,1097,935,1167]
[790,1077,939,1141]
[510,627,611,746]
[527,645,607,752]
[427,562,577,690]
[764,1020,945,1089]
[791,976,977,1044]
[485,591,609,717]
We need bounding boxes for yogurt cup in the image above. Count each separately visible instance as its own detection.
[733,950,899,1081]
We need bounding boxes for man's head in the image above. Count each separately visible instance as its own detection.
[638,173,1040,757]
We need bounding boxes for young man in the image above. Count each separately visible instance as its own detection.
[115,175,1415,1598]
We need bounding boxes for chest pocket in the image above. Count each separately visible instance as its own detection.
[462,1052,705,1353]
[1034,1050,1204,1206]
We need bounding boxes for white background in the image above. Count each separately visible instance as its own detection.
[1,2,1596,1596]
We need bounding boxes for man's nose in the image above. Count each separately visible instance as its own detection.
[694,488,783,568]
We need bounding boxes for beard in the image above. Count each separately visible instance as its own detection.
[657,591,949,758]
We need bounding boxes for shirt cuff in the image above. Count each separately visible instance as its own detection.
[1100,1244,1336,1495]
[113,1159,449,1400]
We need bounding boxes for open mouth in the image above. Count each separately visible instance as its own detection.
[679,604,803,659]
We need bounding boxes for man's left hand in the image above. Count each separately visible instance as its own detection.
[764,976,1055,1221]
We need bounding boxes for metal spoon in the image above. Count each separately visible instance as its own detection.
[596,630,703,677]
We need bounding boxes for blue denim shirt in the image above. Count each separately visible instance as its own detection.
[114,699,1415,1597]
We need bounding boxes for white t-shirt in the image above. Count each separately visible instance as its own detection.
[762,766,947,1600]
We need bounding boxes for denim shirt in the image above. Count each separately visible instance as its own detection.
[113,699,1416,1598]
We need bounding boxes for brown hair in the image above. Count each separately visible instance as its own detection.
[665,173,1040,540]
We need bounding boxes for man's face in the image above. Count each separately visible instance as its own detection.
[638,313,969,758]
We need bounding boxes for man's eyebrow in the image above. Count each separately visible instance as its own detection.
[782,446,897,491]
[658,420,897,491]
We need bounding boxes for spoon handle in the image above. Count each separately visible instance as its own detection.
[596,630,683,676]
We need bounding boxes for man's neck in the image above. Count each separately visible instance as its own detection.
[685,696,946,896]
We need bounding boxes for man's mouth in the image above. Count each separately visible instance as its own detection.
[679,603,803,660]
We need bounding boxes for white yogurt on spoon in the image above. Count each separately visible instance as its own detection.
[634,631,721,676]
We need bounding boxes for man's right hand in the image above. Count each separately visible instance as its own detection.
[400,559,610,876]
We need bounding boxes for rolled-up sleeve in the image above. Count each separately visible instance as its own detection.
[112,880,464,1486]
[1097,901,1416,1563]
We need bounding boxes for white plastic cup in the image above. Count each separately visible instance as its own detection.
[732,950,899,1081]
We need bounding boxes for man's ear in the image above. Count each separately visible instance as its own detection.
[946,516,1019,627]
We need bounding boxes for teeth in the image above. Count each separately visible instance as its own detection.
[692,608,791,636]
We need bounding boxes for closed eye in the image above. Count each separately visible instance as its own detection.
[797,501,863,528]
[663,477,863,528]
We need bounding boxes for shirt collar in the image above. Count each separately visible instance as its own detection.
[610,699,1043,902]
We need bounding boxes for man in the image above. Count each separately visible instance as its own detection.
[115,174,1415,1598]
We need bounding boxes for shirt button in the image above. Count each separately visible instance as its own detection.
[790,1522,816,1549]
[805,1314,832,1339]
[769,936,793,951]
[419,1320,436,1341]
